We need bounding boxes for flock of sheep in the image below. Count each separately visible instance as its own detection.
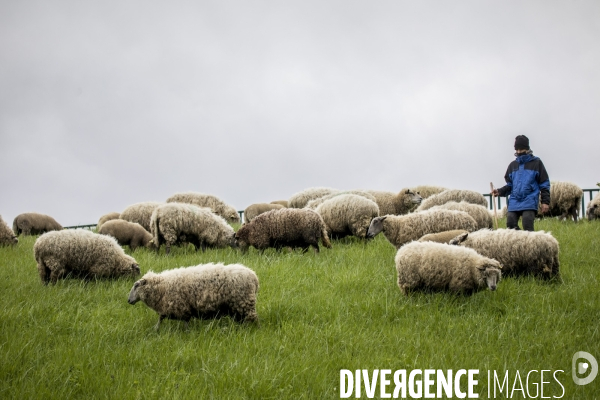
[0,182,598,329]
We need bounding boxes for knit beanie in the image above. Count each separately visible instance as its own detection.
[514,135,530,150]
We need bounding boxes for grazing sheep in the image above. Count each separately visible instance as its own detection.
[270,200,288,207]
[427,201,493,230]
[538,181,583,221]
[128,263,258,330]
[416,189,488,212]
[235,208,332,253]
[288,187,339,209]
[395,241,502,295]
[366,209,478,249]
[315,194,379,239]
[13,213,62,236]
[120,202,163,232]
[366,189,423,216]
[0,215,18,246]
[98,220,156,251]
[244,203,284,223]
[166,192,240,223]
[410,185,449,199]
[150,203,236,255]
[449,229,560,279]
[418,229,469,243]
[97,212,121,231]
[304,190,377,209]
[587,192,600,221]
[33,229,140,284]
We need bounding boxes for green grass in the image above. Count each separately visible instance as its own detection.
[1,219,599,399]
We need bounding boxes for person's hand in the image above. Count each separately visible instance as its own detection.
[541,204,550,214]
[491,189,499,196]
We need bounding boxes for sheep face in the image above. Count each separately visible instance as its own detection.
[406,189,423,205]
[366,216,387,238]
[588,205,599,221]
[480,264,502,291]
[234,226,251,253]
[120,258,141,278]
[128,278,146,304]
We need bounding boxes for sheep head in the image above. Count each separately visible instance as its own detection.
[366,216,387,238]
[449,232,469,245]
[128,278,147,304]
[477,262,502,291]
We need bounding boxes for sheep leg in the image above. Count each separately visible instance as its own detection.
[154,315,165,331]
[37,260,51,285]
[165,244,171,255]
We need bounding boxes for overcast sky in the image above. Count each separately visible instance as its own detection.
[1,0,599,226]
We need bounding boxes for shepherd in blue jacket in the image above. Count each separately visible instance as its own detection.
[492,135,550,231]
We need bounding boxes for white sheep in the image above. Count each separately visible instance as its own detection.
[304,190,377,210]
[315,194,379,239]
[395,241,502,295]
[538,181,583,221]
[587,191,600,221]
[0,215,18,246]
[98,219,156,251]
[416,189,488,212]
[97,212,121,231]
[366,189,423,215]
[13,212,63,236]
[366,209,478,249]
[449,229,560,279]
[150,203,236,255]
[33,229,140,284]
[166,192,240,223]
[120,202,163,232]
[128,263,259,330]
[427,201,493,230]
[243,203,284,223]
[288,187,339,209]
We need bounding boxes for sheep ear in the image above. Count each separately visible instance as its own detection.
[380,216,388,222]
[449,232,468,245]
[476,265,486,271]
[138,279,147,286]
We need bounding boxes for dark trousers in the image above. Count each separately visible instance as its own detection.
[507,210,536,231]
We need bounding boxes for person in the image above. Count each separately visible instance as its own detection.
[492,135,550,231]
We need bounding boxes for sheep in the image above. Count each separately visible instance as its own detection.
[128,263,259,330]
[366,209,478,249]
[150,203,236,255]
[0,215,18,246]
[166,192,240,223]
[98,219,156,251]
[120,202,163,232]
[12,213,63,236]
[427,201,493,230]
[305,190,377,209]
[315,194,379,239]
[366,189,423,216]
[244,203,284,223]
[417,229,469,243]
[415,189,488,212]
[587,192,600,221]
[449,229,560,279]
[410,185,449,199]
[538,181,583,221]
[288,187,339,209]
[97,212,121,231]
[270,200,288,207]
[33,229,140,284]
[395,241,502,295]
[235,208,332,253]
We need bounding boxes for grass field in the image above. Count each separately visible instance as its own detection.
[1,218,599,399]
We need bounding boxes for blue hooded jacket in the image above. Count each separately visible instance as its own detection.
[497,153,550,212]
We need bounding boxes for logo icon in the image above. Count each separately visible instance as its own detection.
[573,351,598,386]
